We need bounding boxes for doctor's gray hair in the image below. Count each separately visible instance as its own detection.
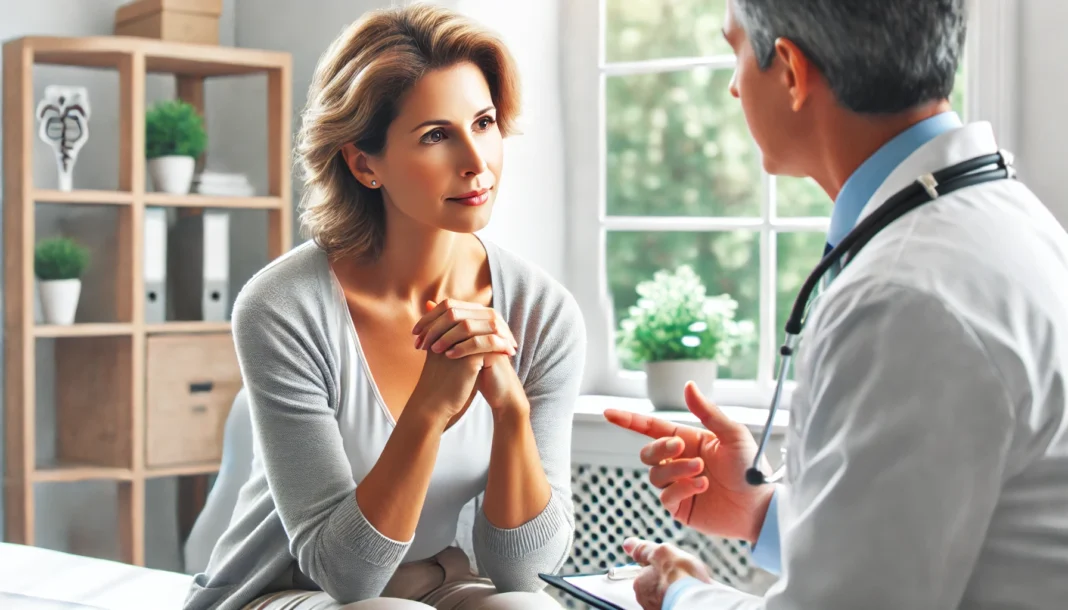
[732,0,968,114]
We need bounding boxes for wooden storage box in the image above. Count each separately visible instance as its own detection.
[114,0,223,45]
[145,333,241,467]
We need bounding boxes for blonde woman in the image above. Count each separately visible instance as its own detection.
[182,4,585,610]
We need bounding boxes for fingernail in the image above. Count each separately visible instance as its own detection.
[445,349,456,357]
[667,439,681,451]
[432,343,443,353]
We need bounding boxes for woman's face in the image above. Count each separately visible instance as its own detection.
[353,61,504,235]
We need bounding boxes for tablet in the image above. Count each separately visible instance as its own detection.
[539,572,642,610]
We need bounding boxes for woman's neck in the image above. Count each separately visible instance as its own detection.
[332,206,481,311]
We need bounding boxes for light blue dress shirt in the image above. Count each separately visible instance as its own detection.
[663,111,962,609]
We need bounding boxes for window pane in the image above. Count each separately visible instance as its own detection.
[606,67,762,217]
[775,231,826,380]
[775,176,831,217]
[605,0,732,63]
[607,230,760,380]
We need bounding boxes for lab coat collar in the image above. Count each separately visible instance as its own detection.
[854,121,1001,228]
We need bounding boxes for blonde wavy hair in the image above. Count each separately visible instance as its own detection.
[295,3,522,262]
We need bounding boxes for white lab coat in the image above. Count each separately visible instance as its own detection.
[673,122,1068,609]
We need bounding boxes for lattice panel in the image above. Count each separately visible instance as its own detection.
[547,463,778,608]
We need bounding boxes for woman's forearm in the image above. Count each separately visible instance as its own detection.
[355,405,449,541]
[482,397,552,528]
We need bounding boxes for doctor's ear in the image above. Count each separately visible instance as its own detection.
[340,142,381,190]
[773,37,813,113]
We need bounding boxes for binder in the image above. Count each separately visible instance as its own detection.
[143,207,167,323]
[168,210,230,321]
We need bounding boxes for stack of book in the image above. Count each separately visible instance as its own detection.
[192,170,254,197]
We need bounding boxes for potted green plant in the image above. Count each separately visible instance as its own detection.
[35,236,90,325]
[145,99,207,194]
[617,265,754,410]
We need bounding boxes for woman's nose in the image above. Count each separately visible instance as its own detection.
[458,134,489,177]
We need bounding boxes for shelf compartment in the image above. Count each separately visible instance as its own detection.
[33,460,135,482]
[144,193,282,209]
[54,335,134,469]
[34,189,134,205]
[35,323,134,338]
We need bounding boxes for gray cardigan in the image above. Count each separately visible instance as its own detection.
[182,238,586,610]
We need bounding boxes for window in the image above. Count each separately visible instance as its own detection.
[563,0,1017,407]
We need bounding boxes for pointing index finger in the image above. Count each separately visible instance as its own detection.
[604,408,681,440]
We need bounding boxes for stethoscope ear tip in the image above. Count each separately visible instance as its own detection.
[745,467,766,486]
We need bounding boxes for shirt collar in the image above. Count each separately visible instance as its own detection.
[827,111,963,248]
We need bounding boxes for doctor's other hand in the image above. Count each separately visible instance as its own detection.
[604,382,775,543]
[623,537,712,610]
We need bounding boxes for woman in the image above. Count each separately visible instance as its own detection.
[182,4,585,610]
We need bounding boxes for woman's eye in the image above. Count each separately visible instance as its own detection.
[477,116,496,130]
[422,128,445,144]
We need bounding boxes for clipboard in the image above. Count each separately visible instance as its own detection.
[539,571,642,610]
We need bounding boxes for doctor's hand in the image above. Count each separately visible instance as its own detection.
[623,537,712,610]
[604,382,775,543]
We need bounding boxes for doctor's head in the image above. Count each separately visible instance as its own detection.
[722,0,968,179]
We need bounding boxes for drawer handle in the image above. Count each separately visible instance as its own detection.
[189,381,214,393]
[191,405,208,414]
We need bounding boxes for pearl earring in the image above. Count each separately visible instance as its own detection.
[371,180,377,187]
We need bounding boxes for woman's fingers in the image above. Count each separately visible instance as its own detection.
[416,306,494,350]
[648,458,704,489]
[443,333,516,358]
[429,318,494,353]
[412,298,480,335]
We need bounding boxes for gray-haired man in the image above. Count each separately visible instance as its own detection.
[607,1,1068,608]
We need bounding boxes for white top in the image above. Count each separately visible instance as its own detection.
[327,270,497,562]
[673,122,1068,609]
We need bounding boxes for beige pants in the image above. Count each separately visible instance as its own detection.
[243,547,561,610]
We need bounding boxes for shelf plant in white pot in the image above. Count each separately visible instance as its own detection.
[35,236,90,326]
[617,265,753,410]
[145,99,207,194]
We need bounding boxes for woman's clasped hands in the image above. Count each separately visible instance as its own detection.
[409,299,527,419]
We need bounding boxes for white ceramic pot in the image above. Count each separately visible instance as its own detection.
[38,278,82,325]
[148,155,196,194]
[644,359,718,411]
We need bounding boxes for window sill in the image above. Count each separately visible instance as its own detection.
[573,394,790,435]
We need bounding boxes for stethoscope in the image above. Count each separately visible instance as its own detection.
[745,149,1017,486]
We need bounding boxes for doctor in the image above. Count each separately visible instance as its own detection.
[605,0,1068,608]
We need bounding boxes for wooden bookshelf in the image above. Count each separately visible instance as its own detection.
[2,35,292,566]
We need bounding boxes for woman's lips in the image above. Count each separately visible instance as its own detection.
[447,187,491,206]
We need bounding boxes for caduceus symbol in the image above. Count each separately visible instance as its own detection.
[37,85,91,192]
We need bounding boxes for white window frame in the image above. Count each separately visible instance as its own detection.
[562,0,1019,408]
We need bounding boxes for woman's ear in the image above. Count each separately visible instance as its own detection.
[774,37,812,113]
[340,142,381,189]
